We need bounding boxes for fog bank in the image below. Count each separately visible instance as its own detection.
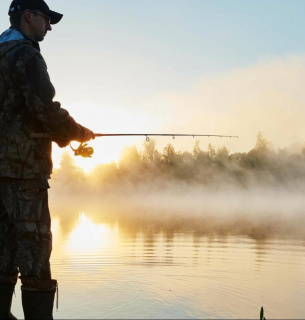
[49,135,305,239]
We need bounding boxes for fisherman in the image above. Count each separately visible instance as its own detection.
[0,0,95,318]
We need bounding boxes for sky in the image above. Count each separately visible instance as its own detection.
[1,0,305,171]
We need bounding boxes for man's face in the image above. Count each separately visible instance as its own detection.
[28,10,52,42]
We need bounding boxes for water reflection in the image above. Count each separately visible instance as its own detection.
[11,210,305,319]
[66,212,119,253]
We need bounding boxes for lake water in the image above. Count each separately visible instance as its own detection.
[10,202,305,319]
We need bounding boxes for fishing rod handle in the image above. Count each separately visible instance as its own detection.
[29,133,102,139]
[29,133,56,139]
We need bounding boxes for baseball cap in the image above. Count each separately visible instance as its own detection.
[8,0,63,25]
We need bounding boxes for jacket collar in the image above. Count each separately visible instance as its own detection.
[0,27,40,51]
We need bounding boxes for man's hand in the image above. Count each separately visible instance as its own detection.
[53,137,70,148]
[76,127,95,142]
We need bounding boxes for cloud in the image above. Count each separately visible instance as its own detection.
[148,54,305,153]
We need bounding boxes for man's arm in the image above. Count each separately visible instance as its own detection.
[14,44,94,145]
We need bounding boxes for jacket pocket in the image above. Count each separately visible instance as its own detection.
[16,180,50,222]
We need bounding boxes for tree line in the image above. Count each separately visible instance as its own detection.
[52,132,305,191]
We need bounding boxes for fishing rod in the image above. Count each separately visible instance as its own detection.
[94,133,238,140]
[29,132,239,158]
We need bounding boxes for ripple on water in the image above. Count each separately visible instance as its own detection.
[48,220,305,319]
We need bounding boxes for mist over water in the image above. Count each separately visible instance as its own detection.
[50,134,305,240]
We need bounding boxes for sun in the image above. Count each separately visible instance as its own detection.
[52,139,123,174]
[52,135,147,173]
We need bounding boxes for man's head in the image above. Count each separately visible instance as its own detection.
[8,0,63,42]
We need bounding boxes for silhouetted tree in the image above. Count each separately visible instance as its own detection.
[255,132,268,151]
[207,143,216,159]
[162,143,176,166]
[141,139,161,165]
[52,151,86,191]
[119,145,141,170]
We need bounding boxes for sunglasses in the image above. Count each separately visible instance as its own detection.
[30,10,51,25]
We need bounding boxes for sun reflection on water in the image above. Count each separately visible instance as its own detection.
[66,212,120,254]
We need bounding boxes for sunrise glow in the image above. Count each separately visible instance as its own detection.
[66,212,120,253]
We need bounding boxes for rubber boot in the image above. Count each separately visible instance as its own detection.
[0,283,17,320]
[21,280,57,320]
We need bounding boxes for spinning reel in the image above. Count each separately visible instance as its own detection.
[70,142,94,158]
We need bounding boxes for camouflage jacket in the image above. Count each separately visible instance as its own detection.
[0,27,88,179]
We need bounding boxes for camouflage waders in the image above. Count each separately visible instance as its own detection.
[0,178,52,285]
